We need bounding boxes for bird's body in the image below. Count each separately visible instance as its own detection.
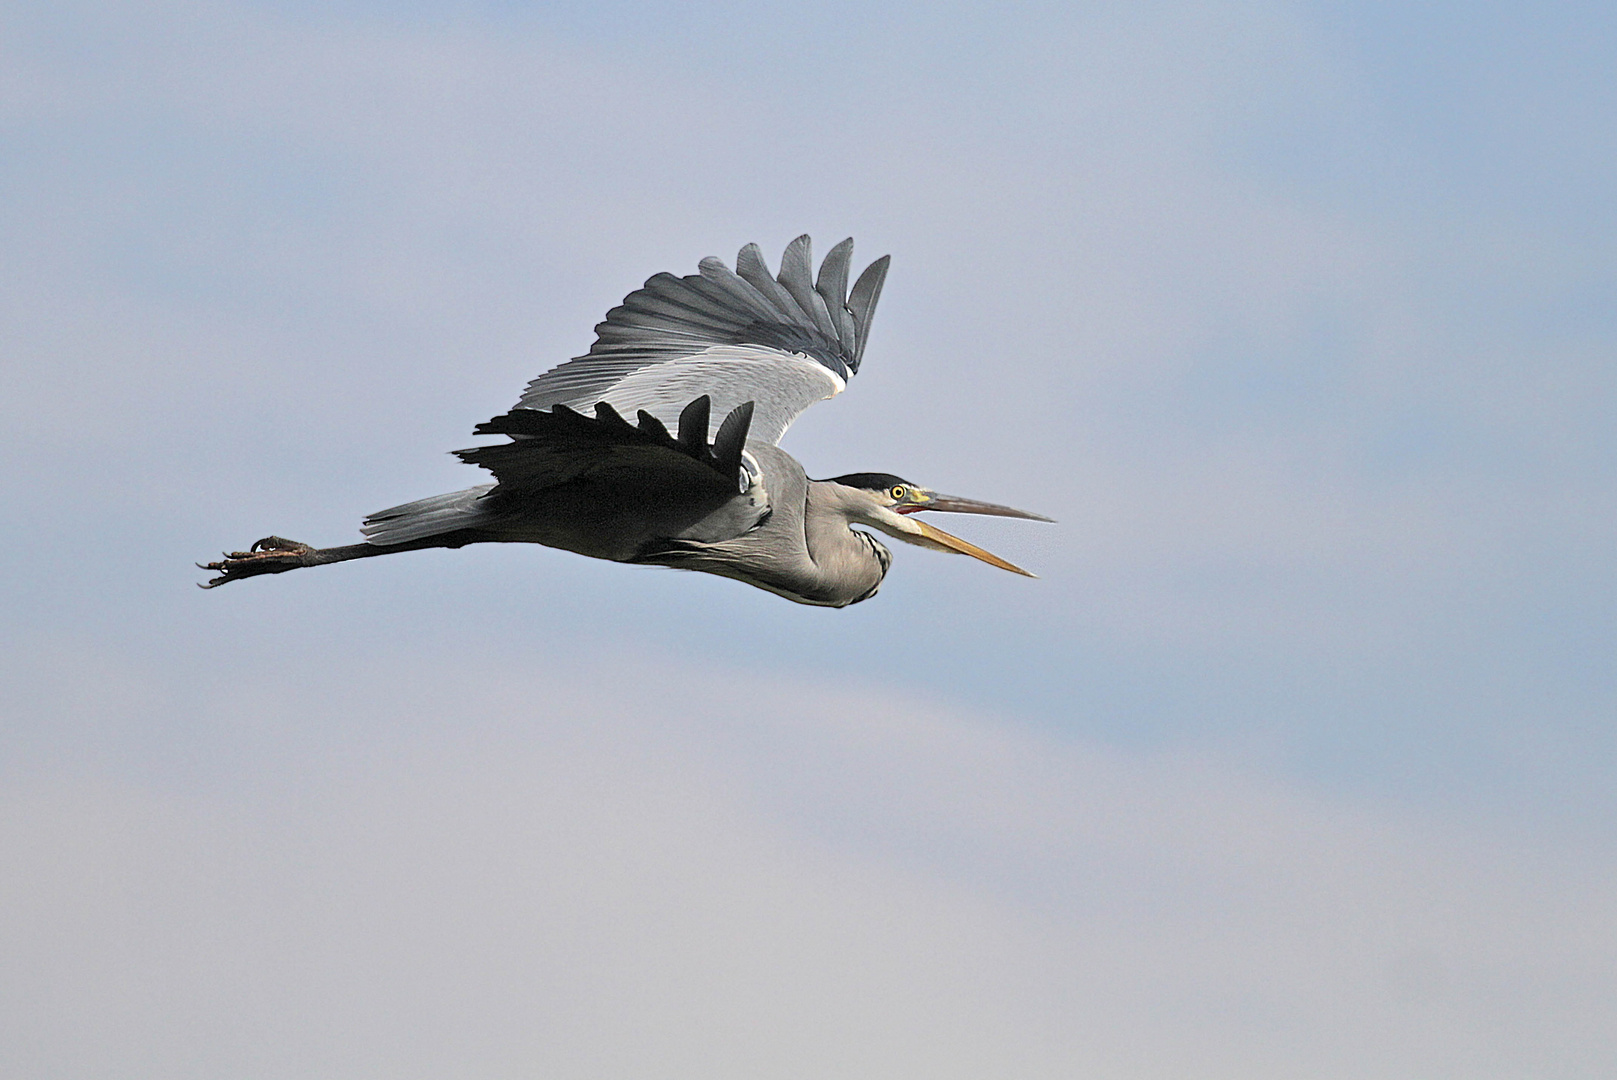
[203,237,1049,605]
[634,447,893,608]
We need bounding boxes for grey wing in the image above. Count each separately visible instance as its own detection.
[515,235,890,445]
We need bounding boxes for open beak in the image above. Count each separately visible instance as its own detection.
[901,494,1054,522]
[911,518,1037,577]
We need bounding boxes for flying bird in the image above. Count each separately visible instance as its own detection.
[202,236,1051,606]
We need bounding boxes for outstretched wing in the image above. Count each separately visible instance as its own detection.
[513,235,889,445]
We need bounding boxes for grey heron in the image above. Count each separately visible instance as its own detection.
[202,236,1051,607]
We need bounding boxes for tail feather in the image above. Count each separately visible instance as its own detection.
[362,484,495,546]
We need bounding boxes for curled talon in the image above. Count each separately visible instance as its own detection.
[197,537,323,587]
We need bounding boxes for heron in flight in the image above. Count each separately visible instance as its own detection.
[202,236,1050,607]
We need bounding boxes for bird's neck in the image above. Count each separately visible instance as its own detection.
[804,482,892,603]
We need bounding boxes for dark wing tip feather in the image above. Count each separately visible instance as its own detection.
[677,395,712,451]
[815,238,858,362]
[473,408,543,437]
[847,253,890,368]
[592,400,637,434]
[710,401,755,478]
[816,238,853,301]
[636,409,673,442]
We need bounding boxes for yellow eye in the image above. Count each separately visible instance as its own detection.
[890,485,907,500]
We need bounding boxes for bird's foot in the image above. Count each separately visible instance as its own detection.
[199,536,317,588]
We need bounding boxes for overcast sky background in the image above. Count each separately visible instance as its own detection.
[2,1,1614,1076]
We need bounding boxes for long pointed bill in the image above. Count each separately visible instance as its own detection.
[907,495,1054,522]
[913,518,1037,577]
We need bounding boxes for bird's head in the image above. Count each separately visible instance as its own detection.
[820,472,1053,577]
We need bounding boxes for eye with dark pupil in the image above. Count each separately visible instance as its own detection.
[890,486,907,500]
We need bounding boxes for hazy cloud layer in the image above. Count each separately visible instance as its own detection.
[3,647,1614,1078]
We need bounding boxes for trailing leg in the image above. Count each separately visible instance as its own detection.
[198,531,483,588]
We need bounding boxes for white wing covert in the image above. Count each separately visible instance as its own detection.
[513,235,889,445]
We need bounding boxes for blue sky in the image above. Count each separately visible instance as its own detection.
[2,1,1614,1075]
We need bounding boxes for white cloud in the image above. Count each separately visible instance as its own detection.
[1,647,1613,1078]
